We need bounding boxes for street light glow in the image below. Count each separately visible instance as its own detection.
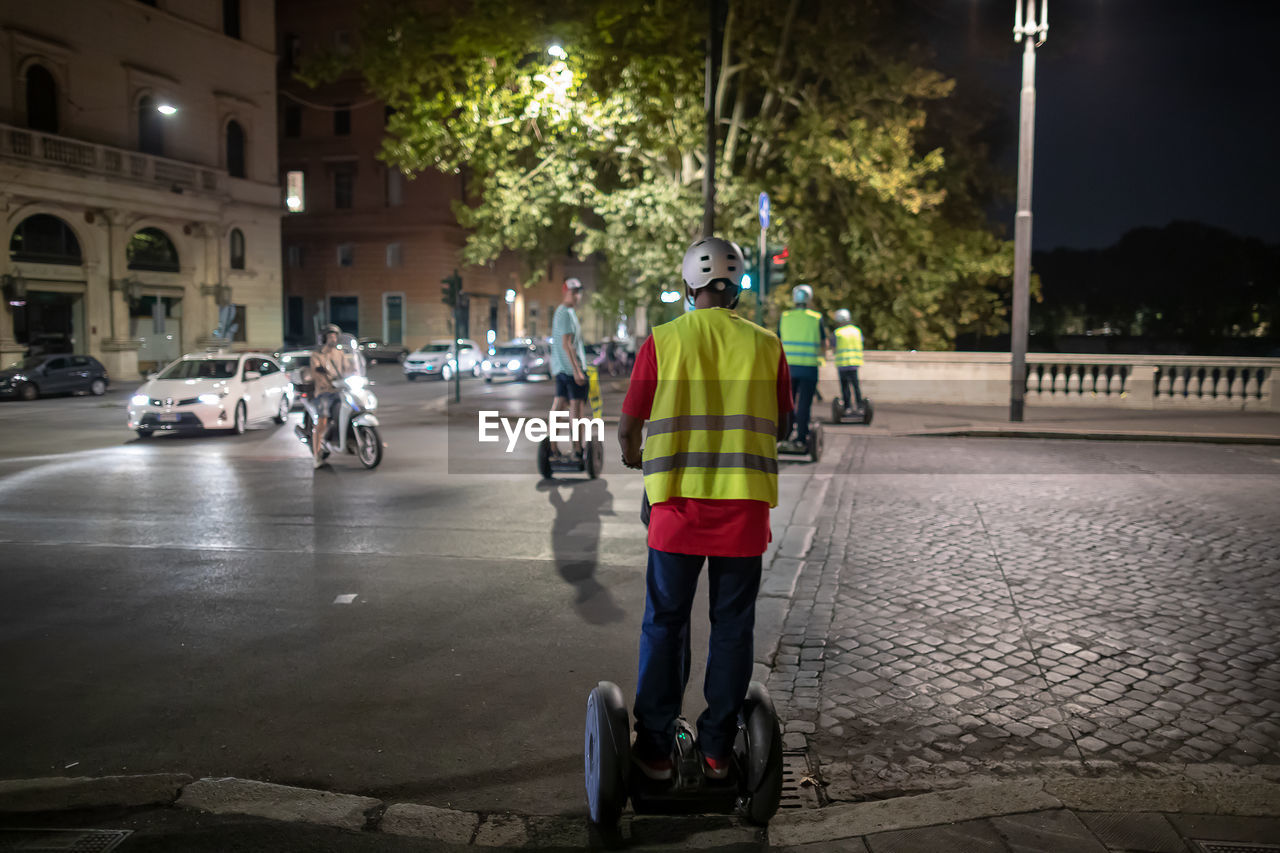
[156,103,178,116]
[505,289,516,304]
[548,44,567,59]
[660,290,682,303]
[741,273,752,291]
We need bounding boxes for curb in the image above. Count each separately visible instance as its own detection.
[897,426,1280,445]
[2,774,1277,848]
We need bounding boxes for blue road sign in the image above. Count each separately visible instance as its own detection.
[758,192,770,230]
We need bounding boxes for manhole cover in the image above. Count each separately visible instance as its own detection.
[0,829,132,852]
[1194,843,1280,853]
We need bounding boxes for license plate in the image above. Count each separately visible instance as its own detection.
[159,413,179,422]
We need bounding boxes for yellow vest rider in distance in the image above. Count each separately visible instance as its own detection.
[642,308,781,507]
[834,323,864,367]
[779,308,823,368]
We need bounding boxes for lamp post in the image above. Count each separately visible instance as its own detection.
[1009,0,1047,423]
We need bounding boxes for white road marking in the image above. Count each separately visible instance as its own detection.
[333,594,358,604]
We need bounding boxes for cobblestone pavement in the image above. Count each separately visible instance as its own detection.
[767,435,1280,802]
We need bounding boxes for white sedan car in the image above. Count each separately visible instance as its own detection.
[128,351,294,437]
[403,338,483,381]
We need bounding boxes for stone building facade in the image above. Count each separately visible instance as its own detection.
[0,0,283,379]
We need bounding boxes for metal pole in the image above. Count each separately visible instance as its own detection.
[453,303,462,404]
[757,225,767,325]
[1010,0,1044,423]
[703,0,723,237]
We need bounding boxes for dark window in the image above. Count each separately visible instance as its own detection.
[225,120,246,178]
[286,295,304,339]
[137,0,157,6]
[71,356,89,367]
[25,64,58,134]
[283,103,301,137]
[333,169,354,209]
[329,295,358,335]
[223,0,241,39]
[229,228,245,270]
[9,214,81,265]
[286,245,303,268]
[337,244,353,267]
[334,105,350,135]
[126,228,179,272]
[232,306,247,342]
[137,95,164,156]
[281,33,300,71]
[47,357,69,370]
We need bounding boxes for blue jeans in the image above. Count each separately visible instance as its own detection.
[838,366,863,409]
[634,548,762,761]
[790,366,818,442]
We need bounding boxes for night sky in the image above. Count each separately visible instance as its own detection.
[919,0,1280,250]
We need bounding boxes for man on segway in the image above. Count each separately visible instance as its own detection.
[832,308,865,414]
[618,237,792,783]
[550,278,588,463]
[778,285,829,452]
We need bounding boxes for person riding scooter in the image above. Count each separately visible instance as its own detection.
[832,308,865,414]
[778,285,829,452]
[310,324,358,469]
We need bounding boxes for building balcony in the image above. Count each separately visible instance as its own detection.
[0,122,224,198]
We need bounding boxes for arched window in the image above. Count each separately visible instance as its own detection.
[9,214,81,265]
[223,0,241,39]
[226,120,246,178]
[25,65,59,134]
[138,95,164,156]
[229,228,245,270]
[127,227,179,272]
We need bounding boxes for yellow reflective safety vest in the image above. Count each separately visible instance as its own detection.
[642,308,781,507]
[834,324,864,367]
[780,308,822,367]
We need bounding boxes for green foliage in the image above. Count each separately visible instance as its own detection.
[303,0,1014,349]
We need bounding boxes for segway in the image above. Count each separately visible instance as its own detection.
[537,366,605,479]
[777,421,823,463]
[584,681,784,828]
[831,396,874,426]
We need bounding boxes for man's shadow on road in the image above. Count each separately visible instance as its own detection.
[538,477,626,625]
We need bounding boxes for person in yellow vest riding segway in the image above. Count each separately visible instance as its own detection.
[830,308,873,425]
[614,236,793,804]
[777,284,829,459]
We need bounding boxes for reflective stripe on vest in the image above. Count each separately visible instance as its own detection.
[642,308,781,507]
[834,324,864,367]
[780,309,822,367]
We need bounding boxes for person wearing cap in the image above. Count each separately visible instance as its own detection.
[618,237,793,783]
[310,323,356,469]
[550,277,588,461]
[831,308,865,413]
[778,285,829,451]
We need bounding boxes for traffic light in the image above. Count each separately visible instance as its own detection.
[441,270,462,307]
[770,245,789,289]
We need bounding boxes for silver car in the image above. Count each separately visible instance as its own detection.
[403,338,483,381]
[481,341,551,383]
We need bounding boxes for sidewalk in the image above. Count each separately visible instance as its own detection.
[853,401,1280,444]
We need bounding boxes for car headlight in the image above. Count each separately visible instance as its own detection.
[482,360,492,370]
[197,393,223,406]
[534,358,545,365]
[131,394,150,406]
[508,360,521,370]
[345,375,367,391]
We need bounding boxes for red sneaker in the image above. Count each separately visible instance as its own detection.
[632,753,673,781]
[703,754,730,780]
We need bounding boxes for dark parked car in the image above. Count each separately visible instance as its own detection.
[0,354,109,400]
[356,338,409,364]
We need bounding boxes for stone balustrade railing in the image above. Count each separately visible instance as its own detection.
[2,123,223,195]
[819,352,1279,411]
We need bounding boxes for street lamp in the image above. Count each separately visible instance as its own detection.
[1009,0,1048,422]
[156,103,178,116]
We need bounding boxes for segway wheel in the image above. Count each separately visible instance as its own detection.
[585,439,604,479]
[862,398,875,426]
[739,682,784,826]
[808,423,823,463]
[537,437,553,480]
[585,681,630,826]
[831,398,844,425]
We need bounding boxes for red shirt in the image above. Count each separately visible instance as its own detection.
[623,333,793,557]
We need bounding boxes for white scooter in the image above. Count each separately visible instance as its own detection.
[294,338,383,469]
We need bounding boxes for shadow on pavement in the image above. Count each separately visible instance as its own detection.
[540,477,626,625]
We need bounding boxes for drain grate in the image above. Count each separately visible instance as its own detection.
[778,752,823,810]
[0,829,132,852]
[1194,843,1280,853]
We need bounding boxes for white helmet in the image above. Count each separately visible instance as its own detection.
[681,237,744,291]
[833,308,852,325]
[793,284,813,305]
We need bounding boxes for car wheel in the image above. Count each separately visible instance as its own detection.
[273,395,289,424]
[90,378,107,396]
[397,351,407,364]
[136,429,152,439]
[471,363,482,378]
[484,377,492,384]
[441,365,453,382]
[19,382,38,401]
[406,373,419,382]
[233,401,247,434]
